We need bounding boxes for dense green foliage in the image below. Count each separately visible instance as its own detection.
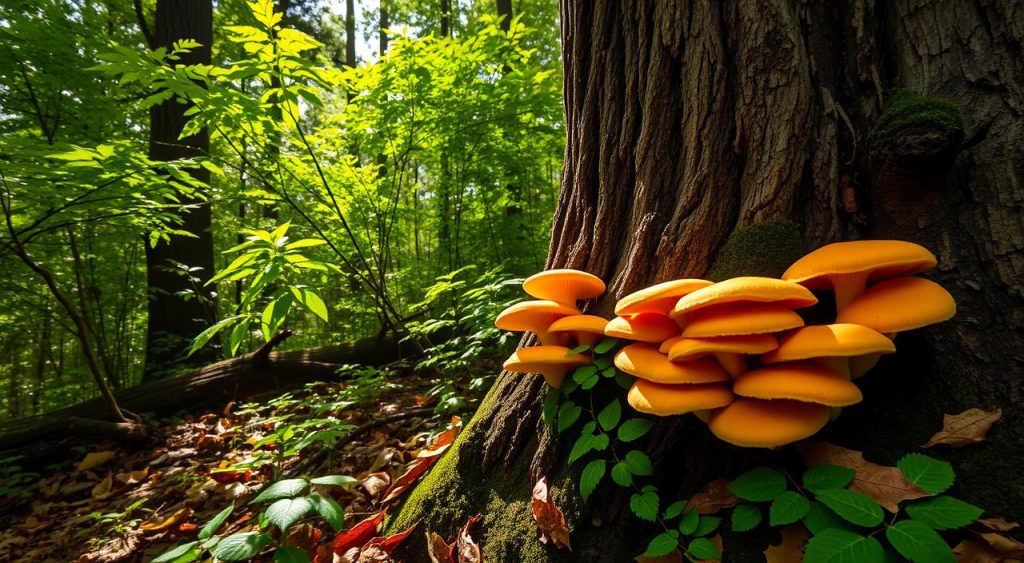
[0,0,563,418]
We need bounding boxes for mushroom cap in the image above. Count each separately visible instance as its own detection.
[614,343,731,384]
[502,345,590,372]
[495,300,581,333]
[658,335,683,354]
[762,324,895,363]
[615,279,714,317]
[708,398,830,448]
[836,277,956,333]
[782,240,937,289]
[667,334,779,362]
[670,277,817,319]
[604,313,680,342]
[522,269,605,305]
[733,362,864,406]
[548,314,609,336]
[681,304,805,338]
[627,380,734,416]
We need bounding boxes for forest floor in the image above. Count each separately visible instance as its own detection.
[0,360,492,563]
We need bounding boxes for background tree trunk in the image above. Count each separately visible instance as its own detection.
[143,0,216,379]
[390,0,1024,560]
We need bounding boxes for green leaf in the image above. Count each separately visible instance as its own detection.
[805,529,885,563]
[770,491,811,526]
[284,238,326,250]
[557,401,581,432]
[731,503,762,532]
[816,489,884,527]
[905,496,983,530]
[274,546,312,563]
[611,462,633,487]
[543,388,560,427]
[614,371,634,389]
[688,537,722,560]
[211,532,272,561]
[679,509,700,535]
[594,356,612,370]
[728,467,788,502]
[804,464,856,493]
[693,516,721,537]
[624,450,653,476]
[644,532,679,557]
[580,459,606,501]
[567,344,591,355]
[309,475,357,487]
[617,419,654,443]
[571,365,597,383]
[251,478,308,504]
[593,337,619,354]
[597,399,622,432]
[199,505,234,540]
[151,542,199,563]
[289,286,329,322]
[663,501,686,520]
[804,501,856,535]
[265,497,313,531]
[308,494,345,531]
[568,434,595,464]
[630,486,660,522]
[261,295,293,341]
[898,453,955,494]
[885,520,955,563]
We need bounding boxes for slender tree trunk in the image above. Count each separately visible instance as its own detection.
[143,0,215,379]
[440,0,451,38]
[496,0,512,31]
[391,0,1024,560]
[380,0,389,55]
[345,0,357,67]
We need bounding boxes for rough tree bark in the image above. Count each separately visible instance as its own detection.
[143,0,216,379]
[391,0,1024,561]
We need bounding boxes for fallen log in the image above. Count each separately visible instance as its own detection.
[0,330,413,453]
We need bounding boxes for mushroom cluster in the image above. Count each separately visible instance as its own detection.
[496,270,609,388]
[494,240,956,449]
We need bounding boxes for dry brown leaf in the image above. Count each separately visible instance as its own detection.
[973,517,1021,533]
[531,477,571,551]
[356,545,396,563]
[139,507,192,532]
[360,471,392,500]
[635,549,683,562]
[978,532,1024,557]
[923,408,1002,448]
[685,478,739,515]
[76,451,116,472]
[953,538,1006,563]
[426,531,454,563]
[115,466,150,485]
[763,524,810,563]
[455,514,483,563]
[91,472,113,499]
[797,441,929,512]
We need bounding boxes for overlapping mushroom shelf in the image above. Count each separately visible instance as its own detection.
[495,240,956,449]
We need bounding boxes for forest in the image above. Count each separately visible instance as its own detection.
[0,0,1021,562]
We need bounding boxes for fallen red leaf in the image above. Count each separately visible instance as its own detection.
[381,417,462,503]
[531,477,571,551]
[332,510,388,555]
[797,441,929,512]
[371,523,418,554]
[923,408,1002,448]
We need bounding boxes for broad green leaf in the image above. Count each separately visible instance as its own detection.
[804,464,856,493]
[623,450,653,476]
[731,503,762,532]
[688,537,722,561]
[728,467,788,502]
[557,402,581,432]
[211,532,272,561]
[568,434,595,464]
[816,489,884,527]
[885,520,955,563]
[679,509,699,535]
[189,316,243,356]
[630,486,660,522]
[308,494,345,531]
[905,496,982,530]
[251,478,308,504]
[580,459,606,501]
[543,387,560,427]
[199,505,234,540]
[617,419,654,442]
[284,238,326,250]
[593,337,618,354]
[571,365,597,383]
[151,542,199,563]
[663,501,686,520]
[289,287,329,322]
[567,344,591,355]
[597,399,622,431]
[770,491,811,526]
[897,453,954,494]
[803,501,856,534]
[261,295,293,341]
[265,497,313,531]
[611,462,633,487]
[274,546,312,563]
[309,475,357,487]
[693,516,721,537]
[804,529,885,563]
[644,532,679,557]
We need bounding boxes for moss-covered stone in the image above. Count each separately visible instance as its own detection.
[706,218,804,281]
[870,88,963,139]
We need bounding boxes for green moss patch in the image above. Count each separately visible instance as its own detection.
[871,89,963,138]
[707,218,804,281]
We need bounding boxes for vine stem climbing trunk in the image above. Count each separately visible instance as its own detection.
[391,0,1024,561]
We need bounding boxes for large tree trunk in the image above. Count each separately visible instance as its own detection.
[390,0,1024,560]
[143,0,216,379]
